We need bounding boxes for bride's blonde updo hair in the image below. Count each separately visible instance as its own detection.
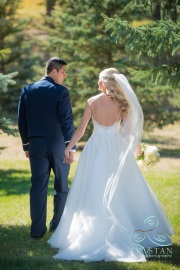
[99,68,130,118]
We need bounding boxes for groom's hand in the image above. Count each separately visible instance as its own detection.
[25,151,29,158]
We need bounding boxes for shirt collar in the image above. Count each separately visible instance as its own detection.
[41,76,56,84]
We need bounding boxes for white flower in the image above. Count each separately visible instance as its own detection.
[137,160,145,168]
[145,146,159,157]
[137,144,160,169]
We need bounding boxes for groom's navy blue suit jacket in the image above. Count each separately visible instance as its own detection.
[18,76,75,151]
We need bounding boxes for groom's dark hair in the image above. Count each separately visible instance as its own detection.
[46,57,67,74]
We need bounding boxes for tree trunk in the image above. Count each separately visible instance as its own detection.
[46,0,57,16]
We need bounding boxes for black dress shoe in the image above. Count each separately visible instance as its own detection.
[49,225,55,233]
[31,231,46,239]
[49,221,56,232]
[31,235,43,240]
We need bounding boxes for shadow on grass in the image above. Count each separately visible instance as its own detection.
[0,225,130,270]
[0,169,73,196]
[159,148,180,158]
[0,169,30,196]
[0,225,179,270]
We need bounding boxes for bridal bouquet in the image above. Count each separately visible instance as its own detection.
[137,144,160,169]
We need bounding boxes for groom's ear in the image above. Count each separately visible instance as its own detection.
[51,69,57,75]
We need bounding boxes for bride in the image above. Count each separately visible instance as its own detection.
[48,68,174,262]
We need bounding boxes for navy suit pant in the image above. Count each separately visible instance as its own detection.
[29,137,70,236]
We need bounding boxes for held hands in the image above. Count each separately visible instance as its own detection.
[25,149,74,163]
[63,149,75,164]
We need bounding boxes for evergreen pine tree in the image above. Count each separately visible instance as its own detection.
[0,0,40,118]
[41,0,179,135]
[0,49,18,135]
[41,0,142,139]
[103,0,180,127]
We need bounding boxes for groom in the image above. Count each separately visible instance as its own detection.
[18,57,75,239]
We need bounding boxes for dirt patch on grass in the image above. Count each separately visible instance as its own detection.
[155,157,180,172]
[0,133,81,161]
[1,124,179,167]
[0,134,26,160]
[143,124,180,147]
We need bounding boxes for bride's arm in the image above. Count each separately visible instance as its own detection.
[64,101,92,158]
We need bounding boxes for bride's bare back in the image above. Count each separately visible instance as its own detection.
[89,93,121,126]
[64,93,122,155]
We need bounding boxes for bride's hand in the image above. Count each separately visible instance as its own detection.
[63,149,74,164]
[136,145,143,156]
[63,149,70,163]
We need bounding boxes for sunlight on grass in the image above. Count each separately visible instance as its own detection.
[0,159,77,227]
[0,152,179,269]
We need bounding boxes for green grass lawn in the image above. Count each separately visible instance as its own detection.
[0,155,179,270]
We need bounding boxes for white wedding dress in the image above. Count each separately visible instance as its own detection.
[48,119,174,262]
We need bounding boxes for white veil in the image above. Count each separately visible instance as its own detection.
[104,73,144,228]
[113,73,144,153]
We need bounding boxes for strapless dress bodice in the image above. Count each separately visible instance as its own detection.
[93,120,120,135]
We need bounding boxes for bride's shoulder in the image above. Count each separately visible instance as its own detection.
[87,93,104,105]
